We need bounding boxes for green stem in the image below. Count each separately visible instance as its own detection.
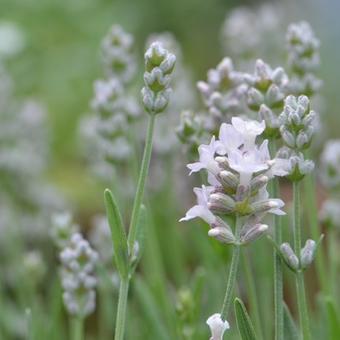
[115,279,130,340]
[293,181,311,340]
[114,113,157,340]
[72,317,84,340]
[269,142,284,340]
[242,251,263,338]
[220,216,242,320]
[128,113,156,251]
[304,173,328,294]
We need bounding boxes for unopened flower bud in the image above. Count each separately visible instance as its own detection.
[208,225,235,244]
[250,175,269,194]
[266,84,284,107]
[217,170,239,191]
[215,157,230,170]
[251,199,283,215]
[208,193,235,214]
[247,87,264,110]
[280,243,299,271]
[240,223,268,244]
[300,239,317,269]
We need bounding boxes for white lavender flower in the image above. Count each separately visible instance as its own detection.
[141,42,176,114]
[101,25,136,84]
[60,233,98,318]
[181,117,286,244]
[320,140,340,189]
[206,313,230,340]
[286,21,322,95]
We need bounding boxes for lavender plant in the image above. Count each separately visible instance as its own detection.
[180,117,286,336]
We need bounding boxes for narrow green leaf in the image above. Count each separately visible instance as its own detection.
[324,296,340,339]
[234,298,257,340]
[283,302,299,340]
[104,189,129,279]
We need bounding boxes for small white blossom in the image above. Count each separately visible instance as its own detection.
[206,313,230,340]
[179,186,216,225]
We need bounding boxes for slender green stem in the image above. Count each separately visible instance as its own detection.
[115,279,130,340]
[220,216,242,320]
[269,142,284,340]
[304,173,328,294]
[293,181,311,340]
[242,251,263,339]
[114,112,157,340]
[72,317,84,340]
[128,113,156,251]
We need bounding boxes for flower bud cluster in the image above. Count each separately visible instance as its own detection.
[197,58,247,129]
[278,95,316,181]
[80,25,142,177]
[59,233,98,318]
[146,32,195,155]
[245,59,288,137]
[286,21,322,96]
[280,239,317,271]
[101,25,136,84]
[180,117,287,245]
[141,42,176,114]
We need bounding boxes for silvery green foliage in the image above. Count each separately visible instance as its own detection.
[60,233,98,318]
[141,41,176,114]
[101,25,137,84]
[245,59,288,138]
[320,199,340,229]
[286,21,322,96]
[180,117,286,245]
[51,212,79,249]
[278,95,316,181]
[197,58,247,132]
[221,3,284,66]
[319,140,340,189]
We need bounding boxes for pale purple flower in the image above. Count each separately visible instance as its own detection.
[206,313,230,340]
[231,117,265,149]
[187,136,220,176]
[179,185,216,225]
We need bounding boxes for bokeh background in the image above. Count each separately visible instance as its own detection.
[1,0,340,339]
